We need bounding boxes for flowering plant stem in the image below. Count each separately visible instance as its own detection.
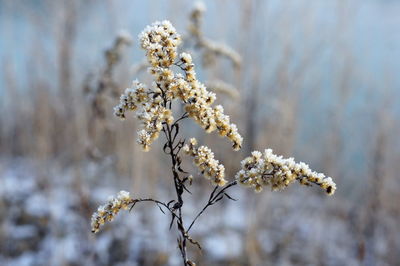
[158,95,236,265]
[91,20,336,266]
[163,120,189,264]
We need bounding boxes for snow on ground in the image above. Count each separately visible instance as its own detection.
[0,158,394,265]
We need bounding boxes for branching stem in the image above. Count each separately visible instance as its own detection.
[156,83,238,265]
[187,180,237,233]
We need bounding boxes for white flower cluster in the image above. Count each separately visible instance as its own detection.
[113,80,148,119]
[139,20,181,68]
[115,20,242,151]
[236,149,336,195]
[114,80,173,151]
[91,190,134,233]
[176,53,243,150]
[183,138,227,186]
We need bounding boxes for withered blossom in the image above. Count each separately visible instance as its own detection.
[91,191,134,233]
[183,138,227,186]
[114,20,242,151]
[236,149,336,195]
[92,20,337,266]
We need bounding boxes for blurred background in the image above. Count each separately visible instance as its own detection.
[1,0,400,265]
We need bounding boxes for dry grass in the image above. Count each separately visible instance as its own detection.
[0,0,399,265]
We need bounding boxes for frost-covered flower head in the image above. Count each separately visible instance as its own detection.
[91,191,134,233]
[95,19,336,266]
[183,138,227,186]
[113,79,173,150]
[139,20,181,68]
[114,20,242,151]
[236,149,337,195]
[175,53,243,150]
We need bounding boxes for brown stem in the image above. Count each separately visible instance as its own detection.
[158,81,239,265]
[163,122,189,265]
[156,80,189,265]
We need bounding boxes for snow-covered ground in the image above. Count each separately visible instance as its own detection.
[0,158,397,265]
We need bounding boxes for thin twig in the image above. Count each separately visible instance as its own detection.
[187,180,237,233]
[128,198,181,222]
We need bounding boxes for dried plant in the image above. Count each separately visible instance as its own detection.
[85,2,239,162]
[83,30,132,159]
[84,30,133,119]
[91,21,336,265]
[131,1,240,99]
[204,79,240,99]
[186,1,241,68]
